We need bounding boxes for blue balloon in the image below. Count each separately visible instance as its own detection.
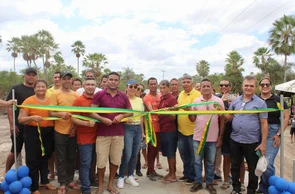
[269,176,279,186]
[1,180,9,192]
[17,166,29,179]
[268,185,280,194]
[20,177,32,188]
[9,181,22,194]
[281,192,291,194]
[5,171,17,183]
[4,191,12,194]
[287,182,295,193]
[275,178,289,191]
[19,188,30,194]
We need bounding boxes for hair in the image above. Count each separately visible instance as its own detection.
[138,83,145,89]
[147,77,157,85]
[243,75,257,84]
[53,71,61,76]
[34,79,48,88]
[84,77,96,81]
[170,78,178,82]
[101,74,108,81]
[160,80,170,87]
[108,72,120,79]
[181,75,193,81]
[85,69,96,75]
[200,78,212,86]
[259,77,272,85]
[220,79,231,86]
[72,78,82,85]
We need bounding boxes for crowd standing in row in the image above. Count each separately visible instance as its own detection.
[1,67,289,194]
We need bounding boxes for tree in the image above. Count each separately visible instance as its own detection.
[83,53,108,78]
[6,37,21,72]
[19,35,39,68]
[71,40,85,76]
[253,47,273,75]
[269,15,295,82]
[224,51,244,93]
[196,60,210,78]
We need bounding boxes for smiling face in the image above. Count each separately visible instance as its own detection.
[24,72,38,86]
[136,84,144,97]
[72,80,82,91]
[182,78,193,93]
[127,84,138,96]
[34,81,47,96]
[200,81,212,96]
[84,79,96,95]
[52,73,61,87]
[242,79,256,97]
[148,79,158,93]
[259,78,272,95]
[61,75,72,90]
[219,80,231,94]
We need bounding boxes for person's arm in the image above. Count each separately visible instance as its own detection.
[18,108,43,125]
[71,117,95,128]
[90,104,113,126]
[216,115,225,148]
[0,99,16,107]
[273,108,289,147]
[255,118,268,155]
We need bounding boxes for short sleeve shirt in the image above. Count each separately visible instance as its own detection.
[143,93,161,132]
[158,93,178,132]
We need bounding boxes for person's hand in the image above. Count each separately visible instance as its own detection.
[272,135,281,147]
[10,125,19,136]
[142,134,146,140]
[87,120,96,127]
[255,142,266,156]
[102,118,113,126]
[69,127,76,137]
[221,93,230,101]
[216,136,223,148]
[60,112,72,120]
[31,115,43,123]
[113,115,124,124]
[126,118,133,124]
[6,99,17,106]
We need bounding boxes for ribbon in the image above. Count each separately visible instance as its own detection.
[197,116,213,155]
[36,123,45,156]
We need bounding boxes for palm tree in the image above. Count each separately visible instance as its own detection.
[253,47,273,75]
[19,35,39,68]
[225,51,244,73]
[6,37,21,72]
[269,15,295,82]
[83,53,108,77]
[71,40,85,76]
[196,60,210,78]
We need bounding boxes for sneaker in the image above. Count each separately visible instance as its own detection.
[214,174,222,180]
[126,176,139,187]
[230,191,242,194]
[178,176,188,182]
[185,179,195,185]
[117,177,124,189]
[149,172,157,181]
[190,183,203,192]
[206,184,217,194]
[136,171,143,177]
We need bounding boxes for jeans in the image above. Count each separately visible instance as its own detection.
[119,125,142,177]
[193,141,216,184]
[79,144,95,193]
[259,124,280,194]
[178,132,195,180]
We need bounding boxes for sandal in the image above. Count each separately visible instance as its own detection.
[57,187,67,194]
[67,182,81,190]
[156,163,162,169]
[220,182,230,190]
[39,183,56,190]
[107,188,120,194]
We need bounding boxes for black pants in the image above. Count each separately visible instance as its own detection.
[54,131,77,186]
[24,125,54,192]
[230,139,259,194]
[136,152,141,172]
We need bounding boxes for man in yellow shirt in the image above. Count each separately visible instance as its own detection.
[50,72,79,193]
[46,71,61,98]
[177,75,201,184]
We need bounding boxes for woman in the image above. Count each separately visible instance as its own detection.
[117,80,144,189]
[18,80,55,194]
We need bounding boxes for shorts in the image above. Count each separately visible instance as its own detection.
[160,130,177,158]
[290,127,295,135]
[96,136,124,168]
[10,124,25,153]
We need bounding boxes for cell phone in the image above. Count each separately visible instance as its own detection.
[226,94,236,101]
[256,150,262,158]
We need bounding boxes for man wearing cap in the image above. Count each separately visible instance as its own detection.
[4,67,38,174]
[90,72,132,194]
[50,72,80,193]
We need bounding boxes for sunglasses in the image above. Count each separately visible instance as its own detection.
[137,88,144,92]
[260,83,271,87]
[219,84,229,87]
[129,85,137,89]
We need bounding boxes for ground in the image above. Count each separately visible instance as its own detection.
[0,115,294,194]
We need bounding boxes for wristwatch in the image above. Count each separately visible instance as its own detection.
[276,132,281,137]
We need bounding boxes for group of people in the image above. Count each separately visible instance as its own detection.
[1,67,289,194]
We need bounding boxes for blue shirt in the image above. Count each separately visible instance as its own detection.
[229,95,267,144]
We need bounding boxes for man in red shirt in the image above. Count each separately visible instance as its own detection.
[158,80,178,182]
[72,77,97,194]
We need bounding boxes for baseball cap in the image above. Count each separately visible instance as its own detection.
[25,67,37,75]
[61,72,73,78]
[127,79,138,85]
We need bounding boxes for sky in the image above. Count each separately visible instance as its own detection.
[0,0,295,81]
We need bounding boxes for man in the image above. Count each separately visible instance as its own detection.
[72,77,97,194]
[90,72,132,194]
[189,78,225,194]
[72,78,82,91]
[143,77,162,181]
[195,82,201,92]
[257,77,289,193]
[76,70,102,96]
[4,67,37,174]
[177,75,201,184]
[158,80,178,182]
[100,74,108,89]
[50,72,80,193]
[224,75,268,194]
[170,78,180,99]
[46,71,61,97]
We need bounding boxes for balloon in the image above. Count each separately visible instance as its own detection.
[20,177,32,188]
[5,171,17,183]
[17,166,29,179]
[1,180,9,192]
[19,188,30,194]
[8,181,22,194]
[268,185,280,194]
[269,175,279,186]
[281,192,291,194]
[287,182,295,193]
[4,191,12,194]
